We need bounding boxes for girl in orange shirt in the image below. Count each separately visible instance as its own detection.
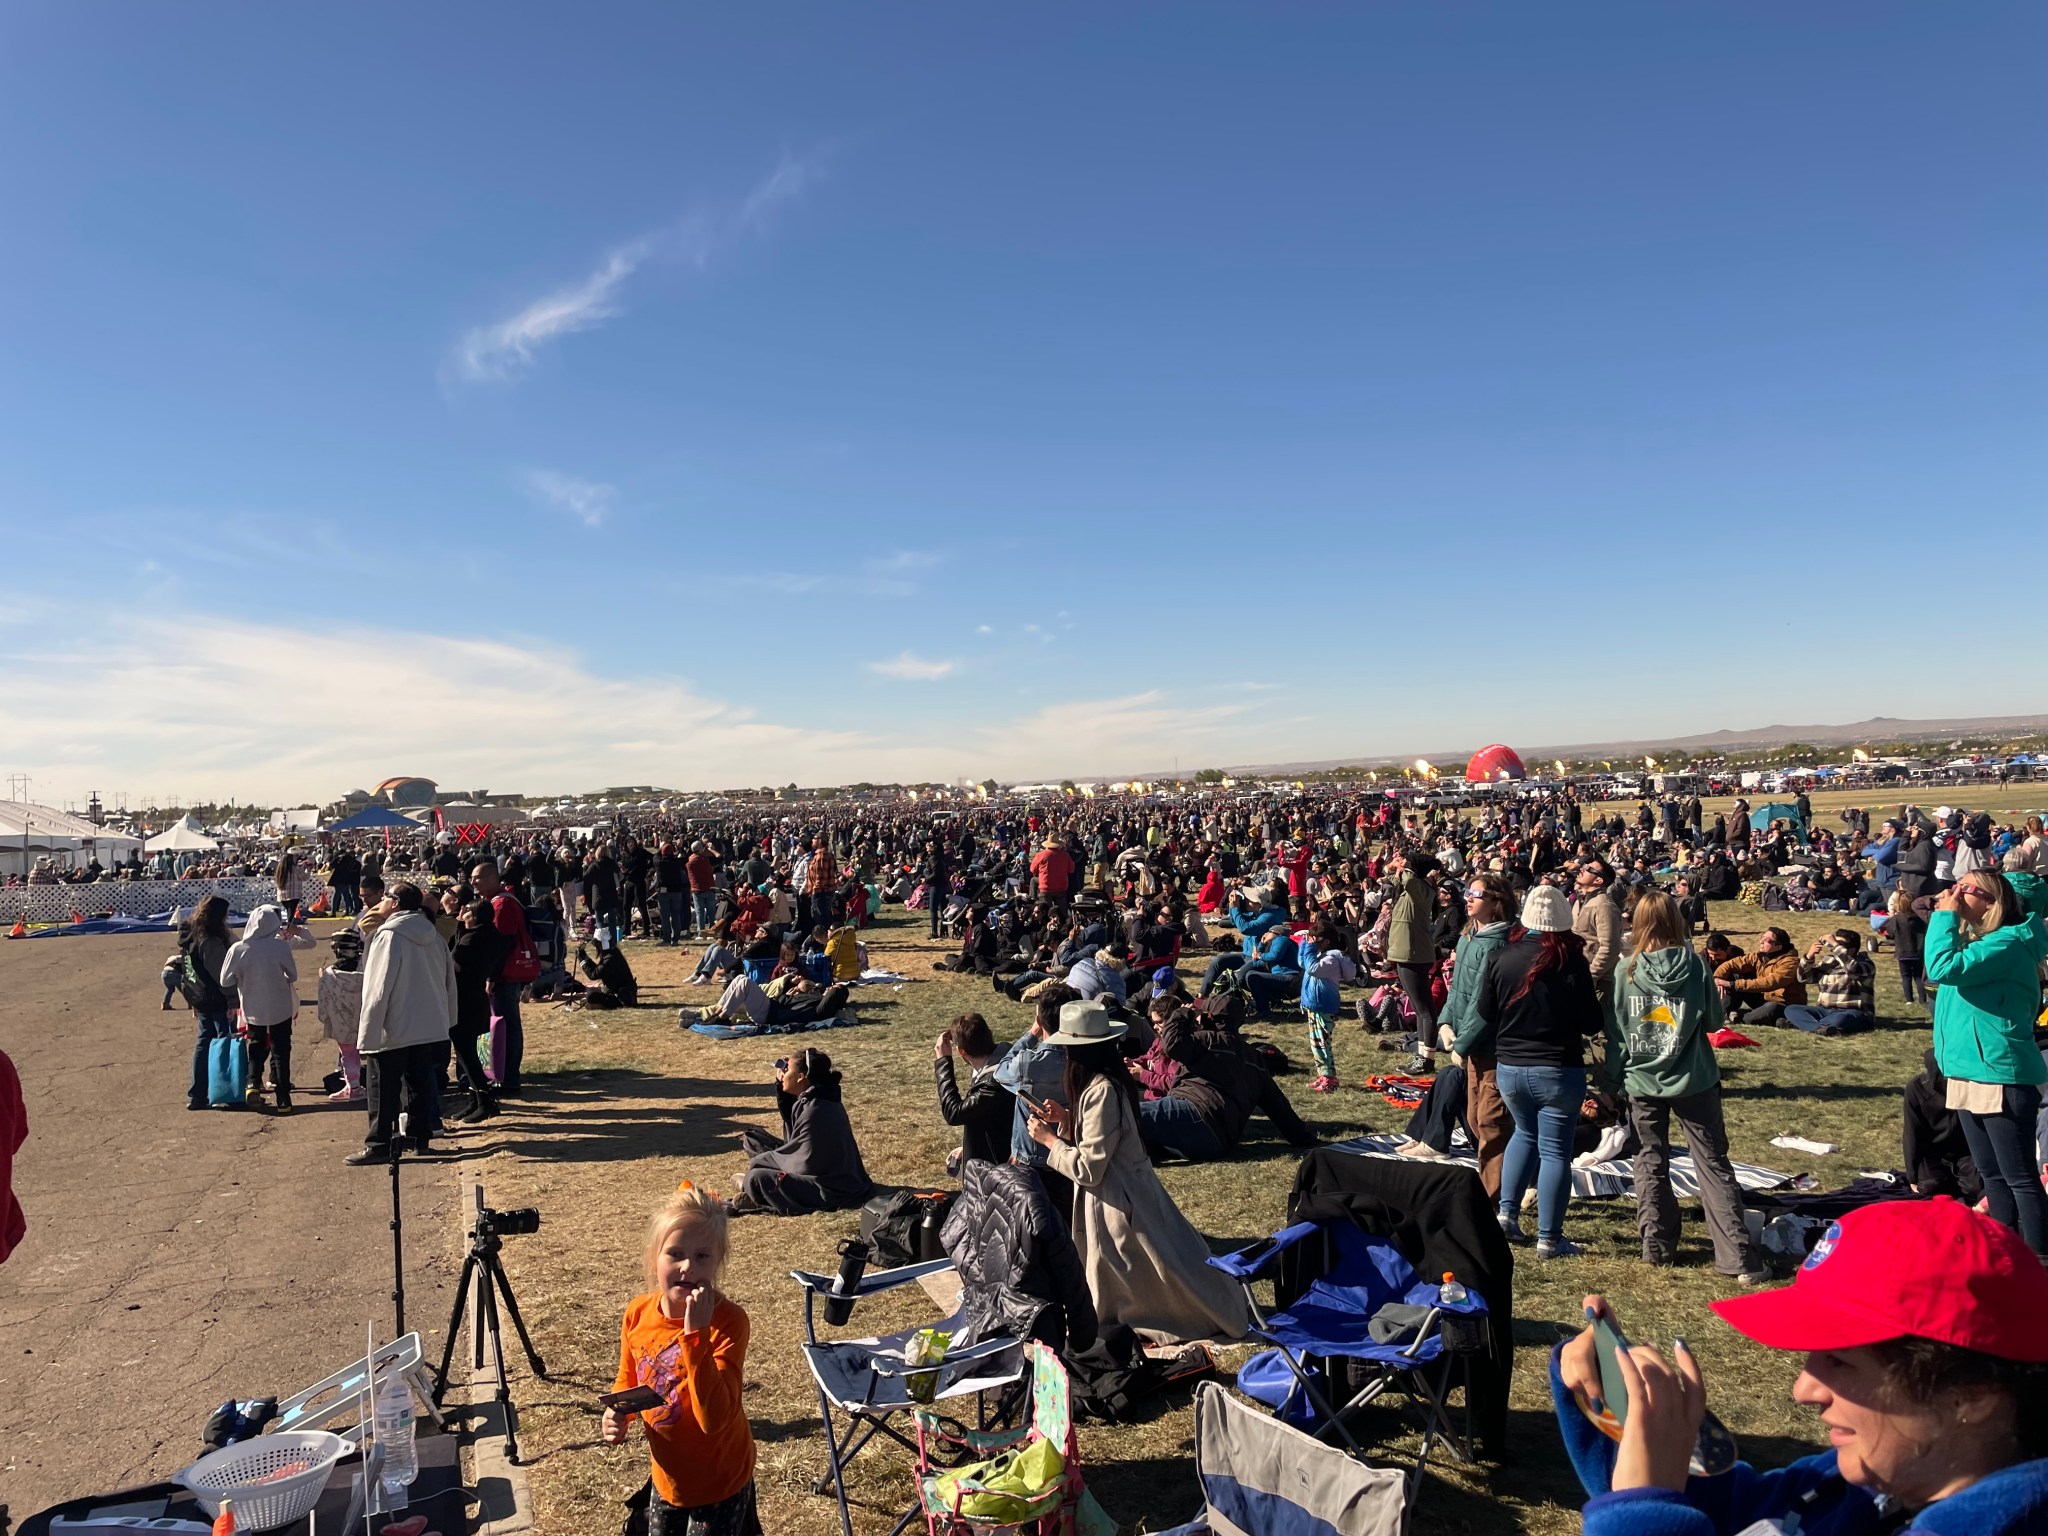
[602,1183,759,1536]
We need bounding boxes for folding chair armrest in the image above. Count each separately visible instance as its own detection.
[789,1256,955,1300]
[1208,1220,1321,1280]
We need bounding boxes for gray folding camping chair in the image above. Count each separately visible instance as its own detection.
[1158,1381,1408,1536]
[790,1257,1026,1536]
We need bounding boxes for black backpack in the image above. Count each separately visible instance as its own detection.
[177,940,231,1014]
[1066,1324,1212,1422]
[857,1188,954,1268]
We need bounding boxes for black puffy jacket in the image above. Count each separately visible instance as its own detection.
[940,1160,1096,1354]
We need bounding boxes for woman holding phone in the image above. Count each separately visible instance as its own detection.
[1026,1000,1247,1343]
[1550,1198,2048,1536]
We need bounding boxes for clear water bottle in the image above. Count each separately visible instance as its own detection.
[372,1374,418,1503]
[1439,1271,1468,1306]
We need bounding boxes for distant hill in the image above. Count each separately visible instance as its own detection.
[1177,714,2048,779]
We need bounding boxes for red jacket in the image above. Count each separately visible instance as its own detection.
[1030,847,1074,895]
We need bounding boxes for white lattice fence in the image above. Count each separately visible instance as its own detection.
[0,877,278,925]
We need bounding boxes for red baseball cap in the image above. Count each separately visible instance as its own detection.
[1711,1197,2048,1362]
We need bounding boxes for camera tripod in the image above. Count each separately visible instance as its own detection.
[431,1208,548,1464]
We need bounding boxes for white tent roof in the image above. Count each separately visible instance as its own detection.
[0,801,144,854]
[144,818,220,852]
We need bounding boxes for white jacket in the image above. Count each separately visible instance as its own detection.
[220,906,299,1029]
[357,910,456,1053]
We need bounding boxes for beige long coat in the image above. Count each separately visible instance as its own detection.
[1045,1075,1250,1345]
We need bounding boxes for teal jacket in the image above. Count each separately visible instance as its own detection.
[1927,910,2048,1087]
[1444,922,1512,1057]
[1604,945,1723,1101]
[2007,869,2048,924]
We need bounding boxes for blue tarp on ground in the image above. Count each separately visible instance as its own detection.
[26,915,177,936]
[687,1014,860,1040]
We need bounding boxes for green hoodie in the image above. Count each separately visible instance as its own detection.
[1927,910,2048,1087]
[1604,945,1723,1101]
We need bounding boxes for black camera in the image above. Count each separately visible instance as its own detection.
[479,1206,541,1237]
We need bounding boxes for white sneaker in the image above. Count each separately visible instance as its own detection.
[1397,1139,1447,1160]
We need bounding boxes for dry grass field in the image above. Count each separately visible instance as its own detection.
[449,785,2048,1536]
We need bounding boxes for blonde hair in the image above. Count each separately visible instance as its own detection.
[1628,890,1685,957]
[644,1182,729,1289]
[1957,870,2022,943]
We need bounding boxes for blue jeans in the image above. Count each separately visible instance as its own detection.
[188,1011,234,1108]
[692,890,717,934]
[1139,1096,1225,1162]
[1497,1063,1585,1242]
[658,892,687,944]
[1782,1006,1873,1036]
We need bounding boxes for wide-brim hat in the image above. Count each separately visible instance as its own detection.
[1042,1000,1128,1048]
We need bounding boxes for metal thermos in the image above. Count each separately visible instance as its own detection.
[825,1237,869,1326]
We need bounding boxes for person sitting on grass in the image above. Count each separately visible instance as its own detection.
[732,1048,872,1216]
[1712,926,1806,1028]
[603,1182,762,1535]
[1551,1198,2048,1536]
[1783,929,1877,1036]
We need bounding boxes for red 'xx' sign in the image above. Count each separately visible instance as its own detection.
[454,822,489,845]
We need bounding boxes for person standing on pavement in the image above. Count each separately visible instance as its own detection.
[471,858,535,1098]
[348,882,456,1166]
[221,905,300,1114]
[180,896,237,1112]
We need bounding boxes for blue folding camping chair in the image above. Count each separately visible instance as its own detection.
[1208,1221,1489,1508]
[791,1258,1027,1536]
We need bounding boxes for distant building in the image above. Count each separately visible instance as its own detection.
[373,776,438,810]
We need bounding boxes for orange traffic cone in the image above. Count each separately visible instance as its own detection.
[7,918,25,939]
[70,909,84,926]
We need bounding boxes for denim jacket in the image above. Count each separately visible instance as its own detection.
[992,1029,1069,1166]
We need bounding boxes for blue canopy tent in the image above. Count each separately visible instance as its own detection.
[1750,802,1805,832]
[326,805,425,831]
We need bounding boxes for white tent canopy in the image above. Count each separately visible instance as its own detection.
[144,818,221,853]
[0,801,145,877]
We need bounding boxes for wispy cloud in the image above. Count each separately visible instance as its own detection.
[976,624,993,635]
[445,149,830,388]
[521,468,614,528]
[868,651,956,682]
[449,240,652,386]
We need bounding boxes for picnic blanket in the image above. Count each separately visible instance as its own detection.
[1328,1132,1795,1201]
[688,1013,862,1041]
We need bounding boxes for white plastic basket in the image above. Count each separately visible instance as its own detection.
[175,1430,350,1531]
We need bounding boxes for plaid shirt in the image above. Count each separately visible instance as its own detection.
[1799,944,1875,1013]
[803,848,838,895]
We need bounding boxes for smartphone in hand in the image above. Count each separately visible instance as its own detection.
[600,1385,665,1414]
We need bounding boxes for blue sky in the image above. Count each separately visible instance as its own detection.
[2,4,2043,805]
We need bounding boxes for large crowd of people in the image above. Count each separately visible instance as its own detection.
[144,779,2048,1534]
